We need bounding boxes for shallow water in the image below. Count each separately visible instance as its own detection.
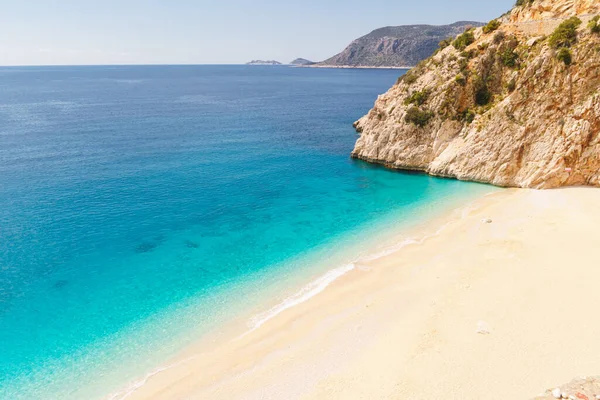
[0,65,490,399]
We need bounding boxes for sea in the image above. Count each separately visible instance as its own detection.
[0,65,492,399]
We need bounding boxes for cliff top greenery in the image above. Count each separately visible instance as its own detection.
[515,0,534,6]
[549,17,582,48]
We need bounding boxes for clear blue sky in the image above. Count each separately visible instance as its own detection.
[0,0,515,66]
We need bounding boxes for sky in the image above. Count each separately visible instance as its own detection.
[0,0,516,66]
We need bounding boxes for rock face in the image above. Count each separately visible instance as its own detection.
[318,21,483,68]
[352,2,600,188]
[290,58,315,66]
[510,0,599,23]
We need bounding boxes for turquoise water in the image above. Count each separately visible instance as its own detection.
[0,65,490,399]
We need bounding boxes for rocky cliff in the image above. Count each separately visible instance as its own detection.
[318,22,483,68]
[352,1,600,188]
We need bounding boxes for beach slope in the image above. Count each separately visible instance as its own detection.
[123,188,600,400]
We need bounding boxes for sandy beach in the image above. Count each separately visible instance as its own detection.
[120,187,600,400]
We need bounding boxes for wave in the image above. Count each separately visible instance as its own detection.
[242,191,494,334]
[105,356,198,400]
[246,263,356,332]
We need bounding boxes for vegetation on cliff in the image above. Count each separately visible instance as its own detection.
[352,1,600,188]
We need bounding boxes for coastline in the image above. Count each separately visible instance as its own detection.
[302,64,412,70]
[110,186,600,400]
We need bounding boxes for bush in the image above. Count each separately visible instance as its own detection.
[400,71,418,85]
[515,0,534,6]
[589,16,600,34]
[507,78,516,92]
[493,31,506,44]
[455,74,467,86]
[476,87,492,105]
[404,90,429,106]
[456,109,476,123]
[501,48,519,67]
[549,17,582,48]
[458,57,469,73]
[460,49,477,59]
[465,109,476,123]
[483,20,501,34]
[453,30,475,51]
[439,38,453,50]
[405,106,434,127]
[473,75,492,105]
[557,47,573,65]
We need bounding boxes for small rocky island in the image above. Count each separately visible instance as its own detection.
[352,0,600,188]
[290,58,315,66]
[246,60,283,65]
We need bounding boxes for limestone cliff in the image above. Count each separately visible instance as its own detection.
[352,1,600,188]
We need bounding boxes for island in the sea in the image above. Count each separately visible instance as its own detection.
[245,60,283,65]
[289,58,315,66]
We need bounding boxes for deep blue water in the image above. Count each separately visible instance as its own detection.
[0,65,489,399]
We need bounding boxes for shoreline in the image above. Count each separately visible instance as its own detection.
[105,186,495,400]
[303,64,412,70]
[116,187,600,400]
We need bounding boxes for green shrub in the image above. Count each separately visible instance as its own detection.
[439,38,453,50]
[400,71,418,85]
[404,90,429,106]
[589,16,600,34]
[507,78,516,92]
[549,17,582,48]
[473,75,492,105]
[501,48,519,67]
[475,87,492,105]
[483,20,501,34]
[557,47,573,65]
[456,109,476,123]
[455,74,467,86]
[453,30,475,51]
[405,106,434,127]
[460,49,477,59]
[515,0,534,6]
[458,57,469,73]
[464,109,476,123]
[493,31,506,44]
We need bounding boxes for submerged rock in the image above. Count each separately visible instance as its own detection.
[134,242,157,254]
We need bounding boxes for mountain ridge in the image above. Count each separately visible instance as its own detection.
[317,21,484,68]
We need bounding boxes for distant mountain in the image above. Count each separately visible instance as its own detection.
[246,60,283,65]
[290,58,315,66]
[318,21,484,68]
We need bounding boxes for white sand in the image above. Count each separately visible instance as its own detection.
[121,188,600,400]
